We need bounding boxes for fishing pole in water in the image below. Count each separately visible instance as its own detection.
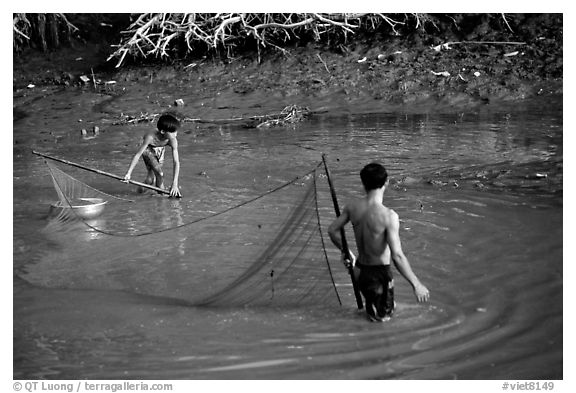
[322,153,364,310]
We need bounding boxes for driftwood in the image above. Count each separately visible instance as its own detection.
[256,105,310,128]
[432,40,526,52]
[113,105,311,128]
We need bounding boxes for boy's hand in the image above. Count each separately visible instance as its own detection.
[122,174,131,183]
[341,250,356,268]
[169,185,182,198]
[414,283,430,302]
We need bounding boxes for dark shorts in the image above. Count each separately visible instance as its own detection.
[357,264,395,321]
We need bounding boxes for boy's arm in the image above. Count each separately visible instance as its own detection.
[124,137,150,180]
[328,206,355,266]
[169,137,181,197]
[386,210,430,302]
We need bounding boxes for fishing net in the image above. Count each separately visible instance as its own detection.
[29,159,343,309]
[45,160,133,222]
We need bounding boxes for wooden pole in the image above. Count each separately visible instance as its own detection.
[32,150,173,196]
[321,154,363,310]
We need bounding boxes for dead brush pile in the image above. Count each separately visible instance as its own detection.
[105,13,433,67]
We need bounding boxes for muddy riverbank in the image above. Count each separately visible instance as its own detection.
[13,14,563,120]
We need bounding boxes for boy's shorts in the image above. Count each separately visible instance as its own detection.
[357,264,395,321]
[142,146,165,171]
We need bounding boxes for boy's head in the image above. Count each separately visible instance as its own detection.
[157,113,181,133]
[360,162,388,191]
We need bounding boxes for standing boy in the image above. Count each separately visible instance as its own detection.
[124,113,182,198]
[328,162,429,321]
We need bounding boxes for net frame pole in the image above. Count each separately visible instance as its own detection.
[32,150,172,196]
[321,154,364,310]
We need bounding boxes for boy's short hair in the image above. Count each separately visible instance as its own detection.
[157,113,181,133]
[360,162,388,191]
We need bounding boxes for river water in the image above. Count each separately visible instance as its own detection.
[12,84,562,380]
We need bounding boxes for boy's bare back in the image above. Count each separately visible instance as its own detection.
[347,199,397,267]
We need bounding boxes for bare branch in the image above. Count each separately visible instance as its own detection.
[213,15,242,47]
[501,13,514,33]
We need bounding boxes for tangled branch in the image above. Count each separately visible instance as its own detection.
[107,13,423,67]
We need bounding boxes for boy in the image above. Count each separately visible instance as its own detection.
[328,162,429,321]
[124,113,182,198]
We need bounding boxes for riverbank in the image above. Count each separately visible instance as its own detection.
[13,14,563,118]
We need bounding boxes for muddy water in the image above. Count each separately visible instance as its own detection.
[13,84,562,379]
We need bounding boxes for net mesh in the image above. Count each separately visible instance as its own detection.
[30,160,343,309]
[45,160,133,222]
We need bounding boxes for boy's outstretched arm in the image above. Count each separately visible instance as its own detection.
[169,137,181,198]
[124,138,150,181]
[386,210,430,302]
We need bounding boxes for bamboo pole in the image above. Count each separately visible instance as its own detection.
[322,154,363,310]
[32,150,173,196]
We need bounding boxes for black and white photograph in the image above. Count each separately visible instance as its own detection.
[11,5,566,386]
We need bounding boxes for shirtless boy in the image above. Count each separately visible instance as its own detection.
[124,113,182,198]
[328,162,429,321]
